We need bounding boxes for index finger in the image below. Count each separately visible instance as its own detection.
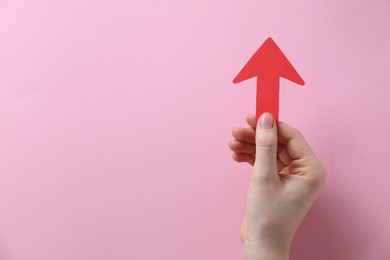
[245,114,256,130]
[277,121,314,160]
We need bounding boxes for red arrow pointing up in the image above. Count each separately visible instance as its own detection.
[233,37,304,124]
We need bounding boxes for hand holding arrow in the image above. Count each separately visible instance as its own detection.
[233,37,305,124]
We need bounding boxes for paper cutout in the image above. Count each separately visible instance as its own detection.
[233,37,305,124]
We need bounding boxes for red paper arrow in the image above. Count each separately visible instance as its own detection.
[233,37,305,124]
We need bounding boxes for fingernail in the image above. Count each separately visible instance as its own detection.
[259,113,274,129]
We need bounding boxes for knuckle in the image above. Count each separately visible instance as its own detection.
[318,165,327,184]
[232,154,240,162]
[256,133,277,149]
[240,230,245,244]
[294,128,303,139]
[308,163,327,187]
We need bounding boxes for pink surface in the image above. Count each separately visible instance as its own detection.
[0,0,389,259]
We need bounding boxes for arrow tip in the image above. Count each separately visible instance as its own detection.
[233,37,305,86]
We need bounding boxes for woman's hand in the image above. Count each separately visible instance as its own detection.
[229,113,326,259]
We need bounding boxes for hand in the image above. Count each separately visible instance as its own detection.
[229,113,326,259]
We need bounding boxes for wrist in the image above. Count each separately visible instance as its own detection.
[243,238,290,260]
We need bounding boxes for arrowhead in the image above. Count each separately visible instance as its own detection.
[233,37,305,85]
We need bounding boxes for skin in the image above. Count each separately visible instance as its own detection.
[228,113,327,260]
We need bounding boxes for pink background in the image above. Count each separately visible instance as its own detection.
[0,0,389,259]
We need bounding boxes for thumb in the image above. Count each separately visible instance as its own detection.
[253,112,278,180]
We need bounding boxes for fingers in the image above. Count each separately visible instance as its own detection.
[230,123,256,166]
[278,121,313,160]
[230,114,324,186]
[253,113,278,180]
[229,139,255,155]
[277,145,292,165]
[277,121,326,184]
[232,127,255,144]
[277,157,287,173]
[245,114,256,130]
[238,116,311,160]
[232,153,255,165]
[230,114,293,174]
[229,139,287,171]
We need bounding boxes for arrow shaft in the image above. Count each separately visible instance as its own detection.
[256,76,279,124]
